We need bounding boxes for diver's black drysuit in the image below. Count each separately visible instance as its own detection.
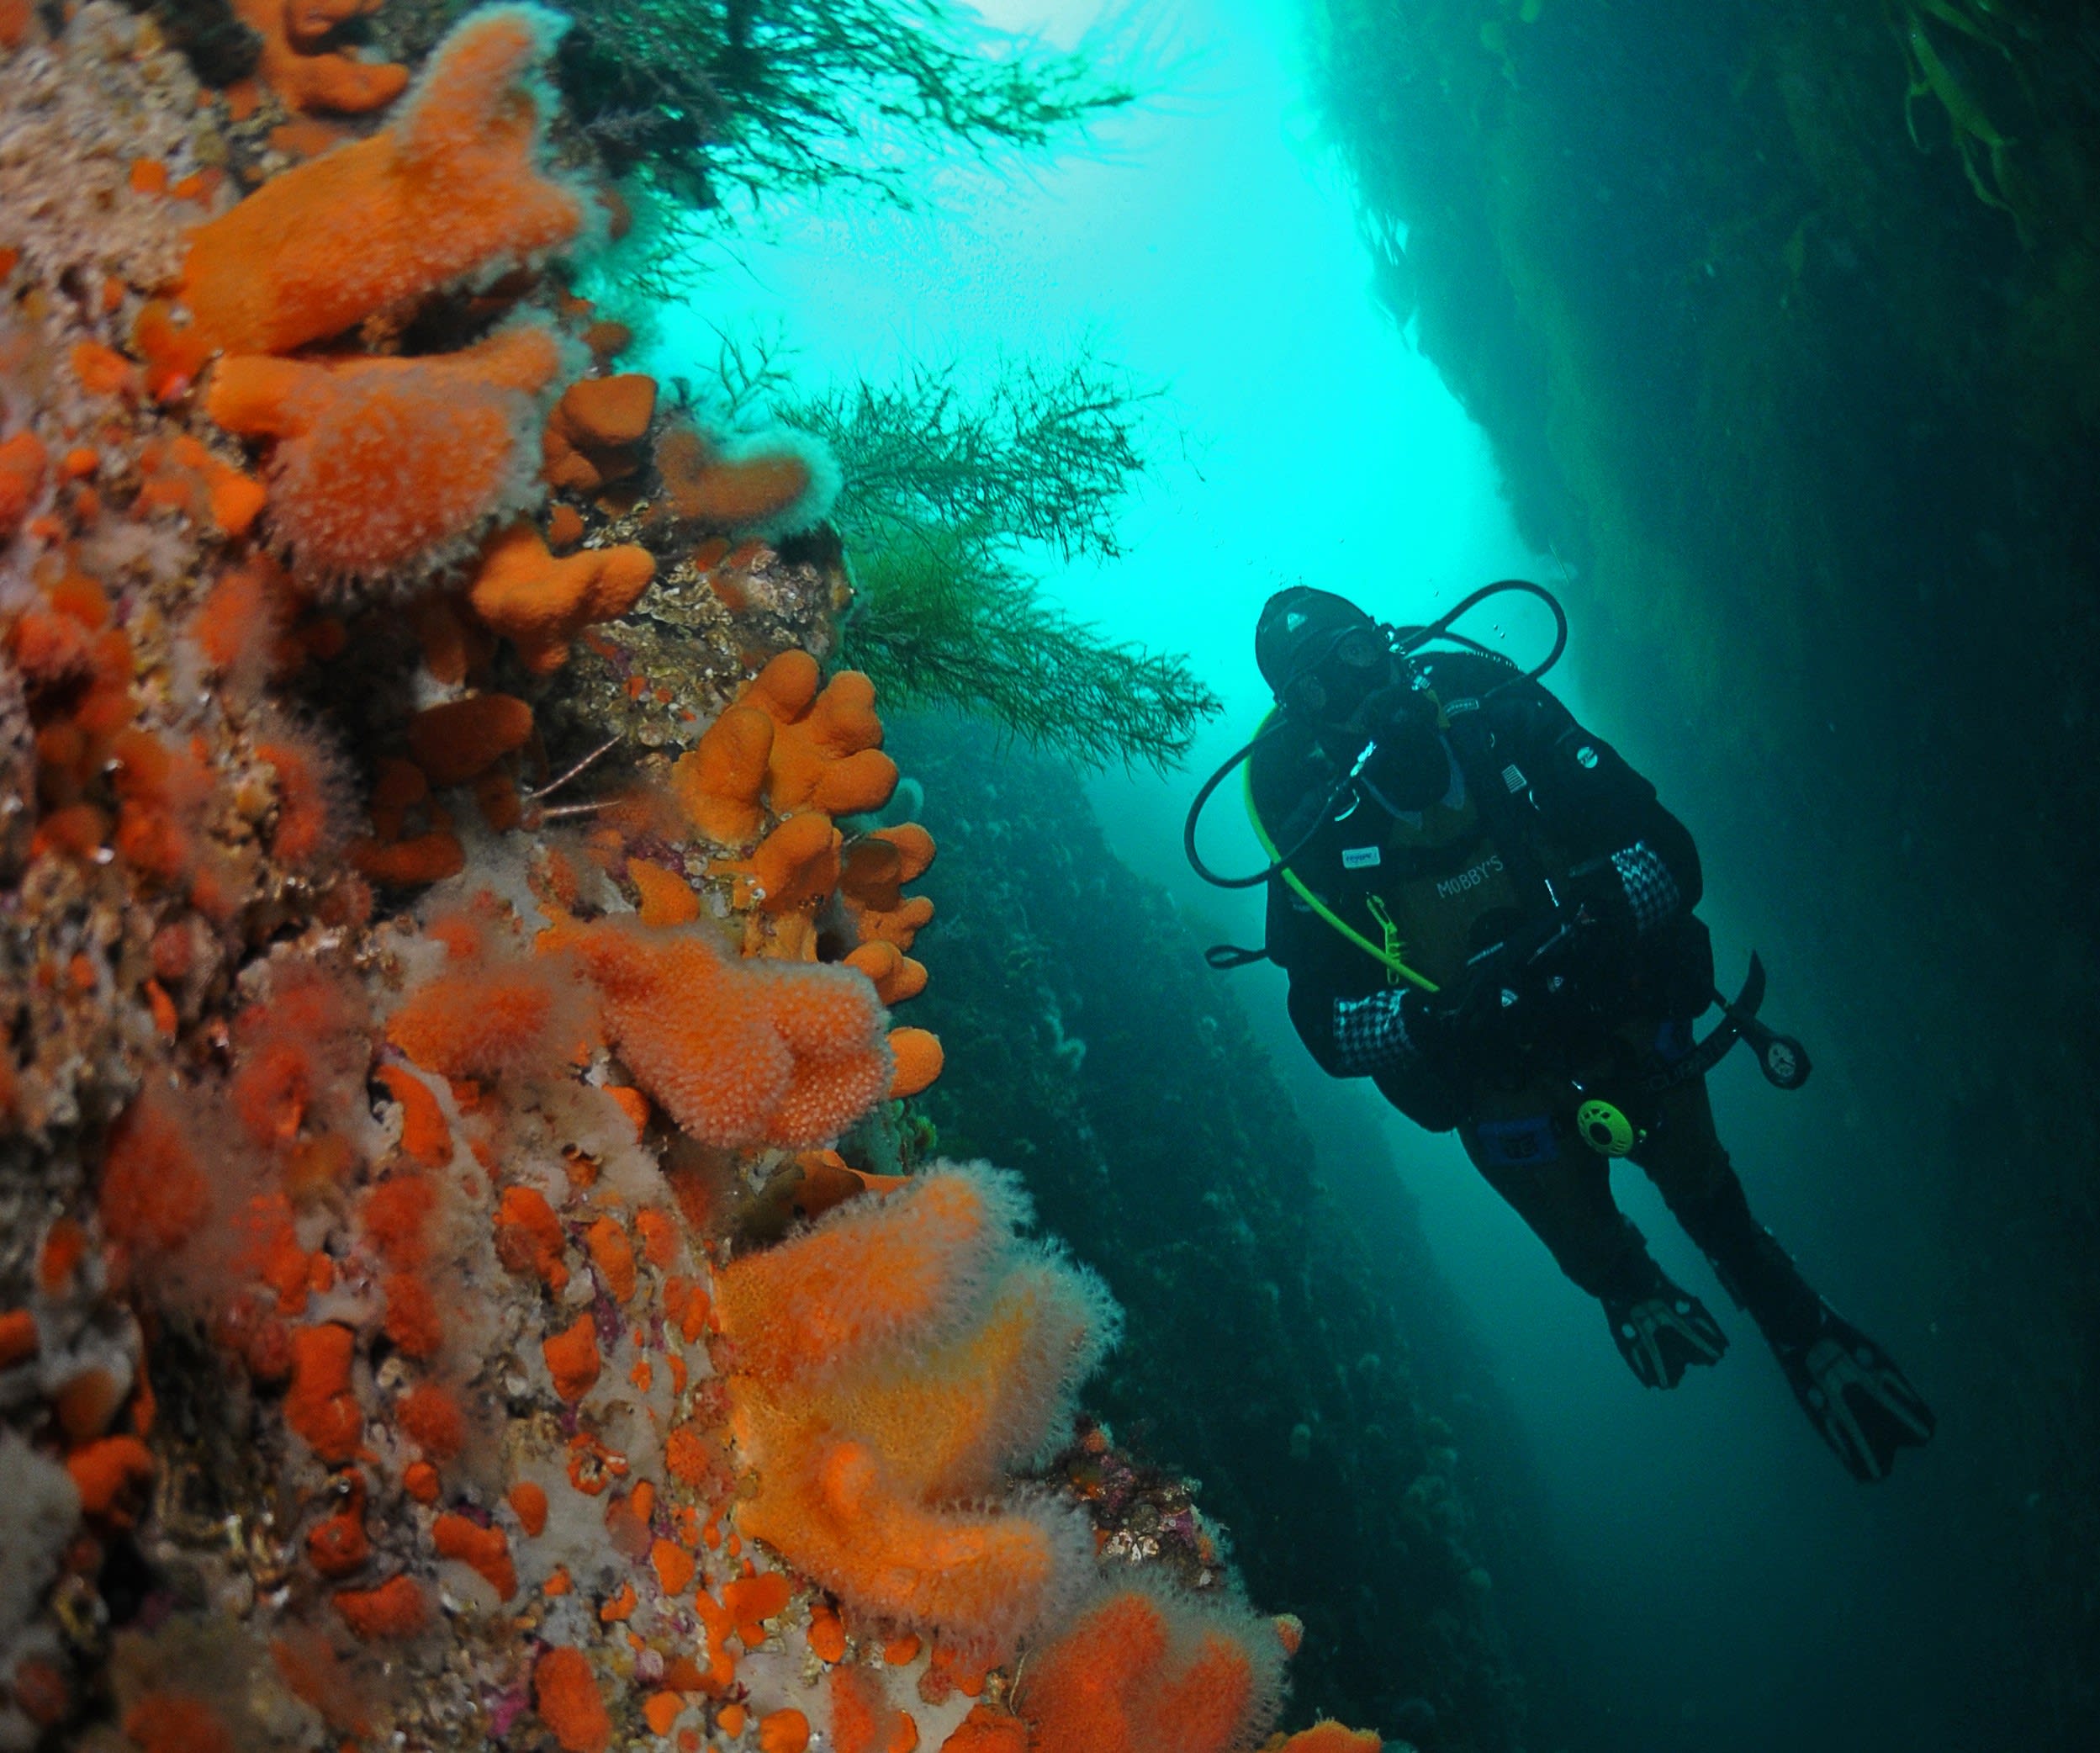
[1251,648,1825,1355]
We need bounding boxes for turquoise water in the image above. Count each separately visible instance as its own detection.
[653,0,1542,742]
[649,4,2010,1749]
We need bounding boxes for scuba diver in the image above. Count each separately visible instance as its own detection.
[1185,582,1936,1482]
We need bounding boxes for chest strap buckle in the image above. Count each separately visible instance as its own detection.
[1363,894,1405,987]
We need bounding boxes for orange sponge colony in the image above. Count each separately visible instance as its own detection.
[206,323,568,584]
[557,918,891,1150]
[1014,1584,1287,1753]
[716,1165,1113,1657]
[671,704,775,847]
[672,651,902,847]
[760,662,898,817]
[467,522,656,672]
[182,6,589,356]
[235,0,410,116]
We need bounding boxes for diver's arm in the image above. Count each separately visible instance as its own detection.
[1285,969,1468,1082]
[1503,682,1703,935]
[1271,876,1440,1078]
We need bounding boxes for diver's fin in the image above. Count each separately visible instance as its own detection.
[1602,1282,1729,1389]
[1778,1306,1937,1482]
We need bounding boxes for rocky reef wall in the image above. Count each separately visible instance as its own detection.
[0,8,1400,1751]
[1300,0,2100,1738]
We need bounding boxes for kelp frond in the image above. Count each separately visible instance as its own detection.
[547,0,1138,209]
[765,356,1217,771]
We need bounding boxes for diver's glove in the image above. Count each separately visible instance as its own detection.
[1332,987,1458,1078]
[1775,1305,1938,1483]
[1563,841,1686,945]
[1602,1278,1730,1389]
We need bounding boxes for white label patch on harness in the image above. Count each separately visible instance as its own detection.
[1341,845,1382,870]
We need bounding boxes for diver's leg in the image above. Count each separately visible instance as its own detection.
[1632,1077,1936,1480]
[1629,1078,1823,1345]
[1459,1111,1726,1388]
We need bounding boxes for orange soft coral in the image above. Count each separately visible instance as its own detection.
[1275,1724,1385,1752]
[432,1512,516,1599]
[716,1167,1110,1656]
[182,7,588,356]
[0,428,47,539]
[534,1646,611,1753]
[285,1321,364,1462]
[714,1167,1022,1386]
[465,522,655,672]
[333,1574,429,1639]
[1013,1585,1285,1753]
[108,728,214,888]
[828,1666,918,1753]
[98,1088,211,1260]
[652,420,838,542]
[134,434,267,538]
[553,917,891,1150]
[386,929,592,1082]
[205,322,566,583]
[256,721,347,870]
[120,1692,228,1753]
[939,1706,1029,1753]
[234,0,409,116]
[227,959,369,1155]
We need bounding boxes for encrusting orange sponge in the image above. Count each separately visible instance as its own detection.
[887,1027,944,1099]
[842,940,928,1007]
[182,6,589,356]
[552,917,891,1150]
[235,0,410,116]
[760,665,899,818]
[466,522,655,672]
[542,373,657,490]
[716,1167,1113,1656]
[406,694,533,787]
[842,824,936,914]
[206,322,567,584]
[1013,1584,1286,1753]
[714,812,842,915]
[669,704,774,847]
[674,649,902,836]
